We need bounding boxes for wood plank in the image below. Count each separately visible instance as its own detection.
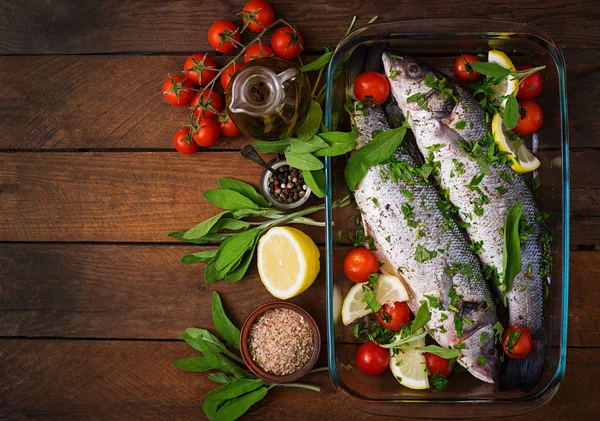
[0,50,594,149]
[0,340,597,421]
[0,244,595,348]
[0,0,597,54]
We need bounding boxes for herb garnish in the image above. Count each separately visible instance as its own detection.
[406,92,429,110]
[425,74,458,102]
[362,274,382,312]
[415,245,438,263]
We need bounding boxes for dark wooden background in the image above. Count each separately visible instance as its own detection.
[0,1,598,420]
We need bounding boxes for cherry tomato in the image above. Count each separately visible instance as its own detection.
[183,54,217,86]
[244,43,275,63]
[356,342,388,375]
[191,90,223,120]
[375,301,410,331]
[208,20,240,53]
[453,54,482,82]
[343,248,379,283]
[192,119,221,147]
[221,62,244,91]
[512,100,543,135]
[161,75,194,106]
[502,326,533,360]
[424,353,452,378]
[516,65,543,100]
[271,27,304,60]
[353,72,390,106]
[219,115,241,137]
[242,0,275,33]
[173,128,198,154]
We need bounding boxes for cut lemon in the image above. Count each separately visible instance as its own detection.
[488,50,518,107]
[389,346,429,390]
[257,227,320,299]
[492,113,541,173]
[341,274,409,326]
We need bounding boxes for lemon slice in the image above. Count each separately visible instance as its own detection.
[341,274,409,326]
[257,227,320,299]
[389,346,429,390]
[488,50,519,107]
[492,113,541,173]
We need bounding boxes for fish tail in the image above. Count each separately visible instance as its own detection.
[500,328,546,391]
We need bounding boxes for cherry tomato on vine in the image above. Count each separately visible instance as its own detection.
[218,115,241,137]
[242,0,275,33]
[221,63,244,91]
[271,27,304,60]
[356,342,388,375]
[208,20,240,53]
[512,100,543,135]
[191,90,223,120]
[192,119,221,147]
[183,54,217,86]
[173,128,198,154]
[353,72,390,106]
[516,65,543,100]
[502,326,533,360]
[162,75,194,106]
[244,43,275,63]
[343,248,379,283]
[375,301,410,331]
[424,353,453,378]
[453,54,482,82]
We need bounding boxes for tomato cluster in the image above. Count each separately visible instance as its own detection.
[160,0,306,154]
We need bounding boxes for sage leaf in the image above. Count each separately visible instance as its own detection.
[181,211,231,240]
[203,398,230,421]
[411,301,431,334]
[204,189,259,212]
[284,150,324,170]
[503,95,519,131]
[208,373,236,384]
[212,292,241,349]
[415,345,460,359]
[502,202,523,296]
[313,130,358,157]
[470,62,511,78]
[301,169,325,198]
[232,209,270,219]
[205,379,265,401]
[180,249,218,264]
[300,51,332,72]
[224,247,256,283]
[205,244,227,283]
[172,354,249,379]
[289,136,328,154]
[294,100,322,141]
[212,218,252,232]
[218,178,269,208]
[252,139,290,153]
[211,387,269,421]
[214,228,260,272]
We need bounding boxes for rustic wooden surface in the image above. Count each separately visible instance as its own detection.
[0,0,598,420]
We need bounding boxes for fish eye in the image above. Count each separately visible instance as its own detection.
[486,346,498,358]
[406,62,422,78]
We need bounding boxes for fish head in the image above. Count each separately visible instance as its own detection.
[458,323,501,384]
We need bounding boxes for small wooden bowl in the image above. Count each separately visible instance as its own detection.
[239,301,320,384]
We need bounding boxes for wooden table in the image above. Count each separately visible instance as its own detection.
[0,1,598,420]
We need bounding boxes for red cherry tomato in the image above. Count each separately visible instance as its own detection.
[516,65,543,100]
[353,71,390,106]
[192,119,221,147]
[453,54,482,82]
[343,248,379,283]
[244,43,275,63]
[375,301,410,331]
[218,115,241,137]
[502,326,533,360]
[191,90,223,120]
[271,27,304,60]
[221,63,244,91]
[183,54,217,86]
[173,128,198,155]
[356,342,388,375]
[512,100,543,135]
[242,0,275,33]
[208,20,240,53]
[424,353,453,378]
[161,75,194,106]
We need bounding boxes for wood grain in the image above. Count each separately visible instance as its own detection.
[0,340,597,421]
[0,0,598,55]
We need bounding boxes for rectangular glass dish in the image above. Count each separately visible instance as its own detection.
[324,19,569,418]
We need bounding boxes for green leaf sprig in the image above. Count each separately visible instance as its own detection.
[380,301,432,349]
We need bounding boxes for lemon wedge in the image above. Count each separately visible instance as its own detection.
[257,227,320,299]
[488,50,519,107]
[492,113,541,173]
[341,274,409,326]
[389,345,430,390]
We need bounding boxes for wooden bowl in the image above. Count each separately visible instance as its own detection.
[239,301,320,384]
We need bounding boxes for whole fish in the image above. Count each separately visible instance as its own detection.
[383,53,546,391]
[352,104,500,383]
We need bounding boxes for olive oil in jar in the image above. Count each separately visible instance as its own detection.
[226,58,311,141]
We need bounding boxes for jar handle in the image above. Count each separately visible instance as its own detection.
[276,68,298,86]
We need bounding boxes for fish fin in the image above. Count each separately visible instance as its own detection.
[500,328,546,391]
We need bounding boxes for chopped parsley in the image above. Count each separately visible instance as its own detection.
[424,294,444,310]
[349,226,377,251]
[361,274,381,312]
[401,188,414,201]
[496,185,508,195]
[385,235,391,243]
[492,321,504,344]
[477,356,488,365]
[530,175,541,199]
[371,197,379,206]
[424,74,458,103]
[455,120,466,130]
[407,92,428,110]
[431,372,449,393]
[415,245,438,263]
[454,342,466,350]
[469,240,485,254]
[480,331,489,342]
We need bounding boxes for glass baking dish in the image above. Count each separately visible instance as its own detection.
[324,19,569,418]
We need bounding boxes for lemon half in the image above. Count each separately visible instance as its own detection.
[389,346,430,390]
[492,113,540,173]
[488,50,519,107]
